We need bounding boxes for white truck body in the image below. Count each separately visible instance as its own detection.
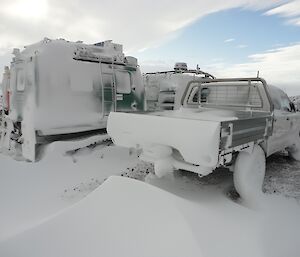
[144,63,215,111]
[0,38,145,161]
[108,78,300,178]
[108,110,221,174]
[0,39,215,162]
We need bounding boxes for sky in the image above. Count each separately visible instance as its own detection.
[1,0,300,95]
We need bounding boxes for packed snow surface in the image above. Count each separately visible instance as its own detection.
[0,138,300,257]
[156,107,239,121]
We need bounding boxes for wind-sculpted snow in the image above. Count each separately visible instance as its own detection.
[0,176,204,257]
[0,141,300,257]
[0,136,138,241]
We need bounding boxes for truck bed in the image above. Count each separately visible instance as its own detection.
[107,108,272,169]
[153,108,273,150]
[108,111,221,168]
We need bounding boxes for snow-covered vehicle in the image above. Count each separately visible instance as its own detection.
[108,78,300,201]
[0,38,145,161]
[144,62,215,111]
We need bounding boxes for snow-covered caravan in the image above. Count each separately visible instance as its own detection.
[0,38,145,161]
[144,63,214,111]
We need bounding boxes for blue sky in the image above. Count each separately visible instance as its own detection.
[134,7,300,69]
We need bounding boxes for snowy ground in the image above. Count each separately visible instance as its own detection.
[0,137,300,257]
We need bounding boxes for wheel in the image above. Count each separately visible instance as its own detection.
[288,130,300,161]
[154,158,173,178]
[233,145,266,204]
[143,145,174,178]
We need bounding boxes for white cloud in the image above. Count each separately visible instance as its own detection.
[224,38,235,43]
[265,0,300,17]
[205,43,300,96]
[265,0,300,26]
[287,17,300,26]
[0,0,286,55]
[3,0,48,19]
[139,60,174,73]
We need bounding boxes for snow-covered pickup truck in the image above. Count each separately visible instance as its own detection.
[108,78,300,200]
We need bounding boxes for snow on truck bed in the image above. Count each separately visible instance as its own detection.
[152,108,270,122]
[0,138,300,257]
[154,108,239,122]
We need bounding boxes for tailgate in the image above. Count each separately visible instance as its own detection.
[107,112,221,168]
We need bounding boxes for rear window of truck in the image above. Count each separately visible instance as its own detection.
[187,82,263,109]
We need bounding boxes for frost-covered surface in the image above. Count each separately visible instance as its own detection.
[157,107,239,121]
[7,39,110,131]
[0,140,300,257]
[144,71,210,111]
[3,38,143,137]
[107,111,221,168]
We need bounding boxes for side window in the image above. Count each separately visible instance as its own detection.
[187,87,200,104]
[269,86,292,112]
[280,95,292,112]
[17,70,25,91]
[272,98,281,110]
[115,71,131,94]
[187,87,211,104]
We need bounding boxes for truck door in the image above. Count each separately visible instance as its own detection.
[115,70,136,112]
[268,97,293,154]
